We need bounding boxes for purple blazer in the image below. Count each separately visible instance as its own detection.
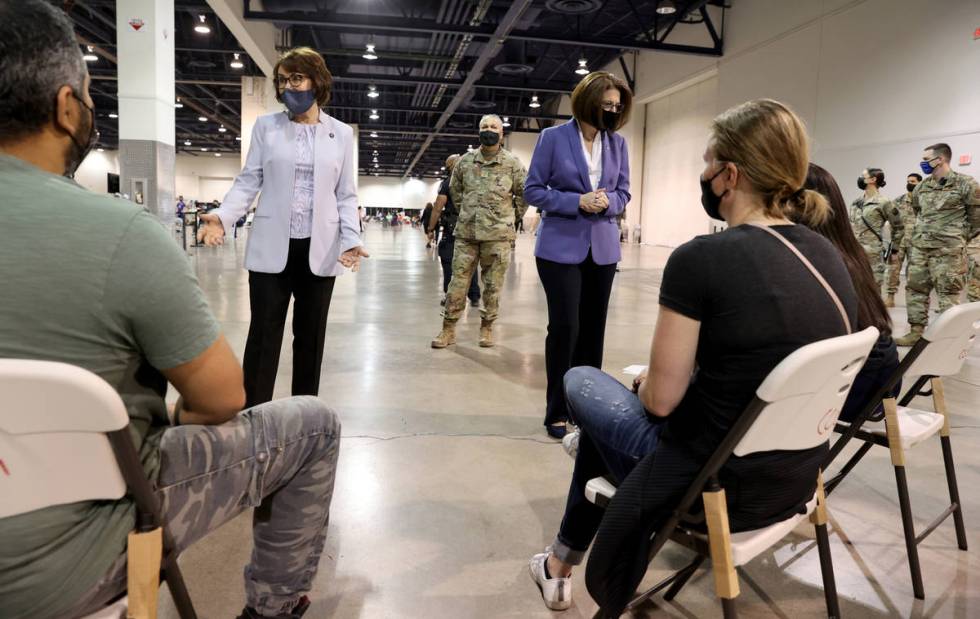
[525,119,630,265]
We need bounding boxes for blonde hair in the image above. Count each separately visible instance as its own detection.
[710,99,829,224]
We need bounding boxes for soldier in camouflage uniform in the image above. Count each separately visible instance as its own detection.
[895,143,980,346]
[884,172,922,306]
[848,167,904,294]
[431,114,528,348]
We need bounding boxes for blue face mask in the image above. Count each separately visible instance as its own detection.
[920,158,936,175]
[282,89,316,115]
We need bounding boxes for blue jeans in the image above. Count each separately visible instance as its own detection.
[553,367,666,565]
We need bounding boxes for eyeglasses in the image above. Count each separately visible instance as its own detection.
[276,73,309,89]
[600,102,623,113]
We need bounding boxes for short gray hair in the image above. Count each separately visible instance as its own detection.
[479,114,503,128]
[0,0,87,143]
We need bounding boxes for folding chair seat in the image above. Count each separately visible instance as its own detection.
[582,326,878,618]
[0,360,197,619]
[825,301,980,600]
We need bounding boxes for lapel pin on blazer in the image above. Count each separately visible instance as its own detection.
[329,132,335,139]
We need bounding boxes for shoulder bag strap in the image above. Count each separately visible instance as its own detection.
[748,223,852,334]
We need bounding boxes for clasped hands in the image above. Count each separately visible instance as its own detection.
[197,212,370,271]
[579,188,609,214]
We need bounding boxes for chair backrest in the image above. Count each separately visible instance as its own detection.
[734,327,878,456]
[905,301,980,379]
[0,360,129,518]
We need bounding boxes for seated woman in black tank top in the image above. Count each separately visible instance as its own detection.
[528,99,859,612]
[787,163,900,422]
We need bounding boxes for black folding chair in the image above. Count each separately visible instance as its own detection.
[583,327,878,618]
[824,301,980,599]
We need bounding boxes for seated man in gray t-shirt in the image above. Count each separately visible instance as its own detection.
[0,4,339,619]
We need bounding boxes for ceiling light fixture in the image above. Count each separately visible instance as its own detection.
[230,53,244,69]
[194,15,211,34]
[215,153,222,157]
[218,125,227,133]
[529,95,541,109]
[175,97,183,108]
[201,147,208,152]
[367,85,379,99]
[83,46,98,63]
[108,112,118,119]
[369,109,379,120]
[362,43,378,60]
[502,116,511,127]
[198,116,207,122]
[184,140,192,146]
[372,157,378,163]
[655,0,677,15]
[235,136,242,141]
[370,131,378,138]
[575,58,589,75]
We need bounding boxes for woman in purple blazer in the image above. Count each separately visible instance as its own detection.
[525,72,633,438]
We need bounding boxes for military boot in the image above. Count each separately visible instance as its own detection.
[431,322,456,349]
[895,325,924,347]
[479,320,495,348]
[884,294,895,308]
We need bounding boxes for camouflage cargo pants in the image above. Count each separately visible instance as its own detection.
[444,238,511,323]
[886,245,908,296]
[64,396,341,618]
[968,243,980,302]
[905,245,967,327]
[863,247,885,291]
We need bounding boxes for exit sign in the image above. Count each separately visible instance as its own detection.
[975,27,980,39]
[959,154,972,166]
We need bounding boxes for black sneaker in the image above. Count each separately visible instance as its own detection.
[236,596,310,619]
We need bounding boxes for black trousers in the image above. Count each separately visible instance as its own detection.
[243,238,336,408]
[438,229,480,301]
[536,250,617,426]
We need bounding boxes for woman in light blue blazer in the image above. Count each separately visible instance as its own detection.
[199,47,367,407]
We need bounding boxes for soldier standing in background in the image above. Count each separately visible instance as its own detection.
[849,167,903,292]
[431,114,527,349]
[884,172,922,307]
[895,143,980,346]
[427,153,481,307]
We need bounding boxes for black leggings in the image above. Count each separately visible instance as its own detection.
[536,250,617,426]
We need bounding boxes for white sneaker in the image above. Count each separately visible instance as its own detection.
[562,429,580,459]
[529,550,572,611]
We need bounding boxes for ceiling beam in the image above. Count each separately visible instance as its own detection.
[335,73,578,95]
[330,104,570,122]
[403,0,534,177]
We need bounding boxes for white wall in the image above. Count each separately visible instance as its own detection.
[357,176,441,211]
[630,0,980,247]
[174,153,242,202]
[507,132,538,170]
[74,150,120,194]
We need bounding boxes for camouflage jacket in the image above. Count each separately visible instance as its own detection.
[888,193,916,251]
[450,147,528,241]
[910,169,980,250]
[848,193,903,253]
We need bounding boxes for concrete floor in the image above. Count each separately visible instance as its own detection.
[162,224,980,618]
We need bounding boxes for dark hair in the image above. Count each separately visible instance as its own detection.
[273,47,333,108]
[907,172,923,181]
[570,71,632,132]
[866,167,886,188]
[0,0,86,144]
[926,142,952,161]
[788,163,891,335]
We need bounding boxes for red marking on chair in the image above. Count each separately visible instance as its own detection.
[818,408,837,434]
[0,459,9,476]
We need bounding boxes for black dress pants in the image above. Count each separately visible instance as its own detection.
[536,250,617,426]
[438,229,480,301]
[243,237,336,408]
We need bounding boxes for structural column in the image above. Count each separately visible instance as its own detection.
[115,0,176,223]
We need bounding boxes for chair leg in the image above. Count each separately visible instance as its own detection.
[162,558,198,619]
[811,473,841,618]
[932,378,968,551]
[703,487,740,615]
[664,555,706,601]
[894,465,926,599]
[721,596,738,618]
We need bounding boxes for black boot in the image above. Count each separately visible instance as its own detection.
[236,596,310,619]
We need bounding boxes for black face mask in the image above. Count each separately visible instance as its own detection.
[600,110,619,132]
[478,130,500,147]
[857,177,867,190]
[700,166,728,221]
[907,182,916,193]
[65,92,98,178]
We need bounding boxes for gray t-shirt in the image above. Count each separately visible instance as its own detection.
[0,154,220,618]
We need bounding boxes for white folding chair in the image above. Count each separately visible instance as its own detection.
[583,327,879,618]
[0,359,196,619]
[825,301,980,599]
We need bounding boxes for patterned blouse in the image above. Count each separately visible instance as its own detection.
[289,123,316,238]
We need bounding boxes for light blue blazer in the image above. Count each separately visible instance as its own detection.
[214,111,361,277]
